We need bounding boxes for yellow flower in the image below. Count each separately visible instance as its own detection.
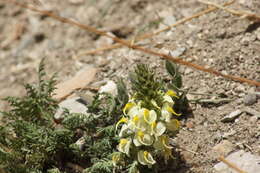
[128,114,146,132]
[112,153,121,166]
[150,121,166,137]
[166,119,180,132]
[163,147,173,162]
[118,138,131,156]
[133,131,153,146]
[153,135,173,162]
[123,102,136,115]
[163,95,174,104]
[116,117,128,130]
[153,135,172,151]
[118,124,129,137]
[143,109,157,124]
[137,150,156,166]
[151,99,160,109]
[166,90,179,98]
[162,103,181,121]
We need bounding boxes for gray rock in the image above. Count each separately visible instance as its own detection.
[214,150,260,173]
[54,97,88,121]
[243,107,260,119]
[243,93,257,106]
[170,47,186,57]
[221,110,243,123]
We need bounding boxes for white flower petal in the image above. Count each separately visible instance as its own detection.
[118,138,131,155]
[137,150,156,165]
[163,95,174,103]
[161,109,171,122]
[149,110,157,122]
[133,138,142,147]
[155,122,166,136]
[119,124,129,137]
[137,151,147,165]
[128,106,139,118]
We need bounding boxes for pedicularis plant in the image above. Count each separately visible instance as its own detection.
[0,60,188,173]
[113,63,185,173]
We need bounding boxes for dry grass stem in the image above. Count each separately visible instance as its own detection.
[57,86,99,103]
[75,0,235,57]
[1,22,25,49]
[218,156,248,173]
[199,0,260,22]
[5,0,260,87]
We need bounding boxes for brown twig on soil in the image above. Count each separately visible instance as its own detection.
[75,0,235,57]
[198,0,260,22]
[190,98,234,104]
[5,0,260,87]
[57,86,99,103]
[1,22,26,49]
[218,156,248,173]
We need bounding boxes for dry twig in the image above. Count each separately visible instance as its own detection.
[1,22,26,49]
[75,0,235,57]
[218,156,248,173]
[5,0,260,87]
[57,86,99,103]
[199,0,260,22]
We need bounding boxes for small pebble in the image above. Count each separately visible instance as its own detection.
[170,47,186,57]
[243,107,260,119]
[243,93,257,106]
[221,110,243,123]
[186,121,194,129]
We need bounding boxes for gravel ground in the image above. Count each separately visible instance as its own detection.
[0,0,259,172]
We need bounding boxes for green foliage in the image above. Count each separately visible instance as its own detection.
[165,60,190,114]
[0,60,73,173]
[3,60,57,125]
[130,64,164,109]
[0,60,186,173]
[0,61,127,173]
[165,60,182,89]
[84,159,114,173]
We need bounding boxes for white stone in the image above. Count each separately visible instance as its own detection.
[214,150,260,173]
[99,80,118,97]
[221,110,243,122]
[55,97,88,120]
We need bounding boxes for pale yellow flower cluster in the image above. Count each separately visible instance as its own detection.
[115,90,181,167]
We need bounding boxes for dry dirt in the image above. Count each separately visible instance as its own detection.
[0,0,259,172]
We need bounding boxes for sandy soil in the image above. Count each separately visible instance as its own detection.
[0,0,259,172]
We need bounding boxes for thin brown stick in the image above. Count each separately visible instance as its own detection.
[199,0,260,22]
[6,0,260,87]
[57,86,99,103]
[75,0,235,57]
[218,156,247,173]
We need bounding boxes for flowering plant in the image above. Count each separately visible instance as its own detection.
[113,63,183,172]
